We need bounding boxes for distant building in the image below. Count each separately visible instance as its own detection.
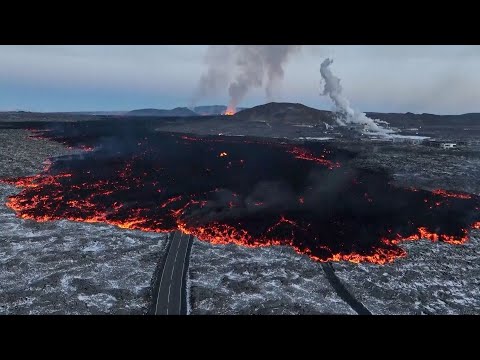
[441,143,457,150]
[424,140,461,150]
[391,137,422,145]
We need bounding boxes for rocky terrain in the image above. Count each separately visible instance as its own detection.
[128,107,198,117]
[232,102,336,126]
[189,241,355,314]
[368,111,480,128]
[348,142,480,196]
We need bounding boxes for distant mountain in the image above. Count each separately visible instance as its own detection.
[194,105,226,116]
[194,105,249,116]
[234,103,480,128]
[367,112,480,127]
[128,107,198,117]
[66,111,128,116]
[127,105,250,117]
[232,102,337,126]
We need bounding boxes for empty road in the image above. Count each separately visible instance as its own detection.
[153,231,193,315]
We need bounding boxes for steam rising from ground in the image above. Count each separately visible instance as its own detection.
[193,45,301,112]
[320,58,393,136]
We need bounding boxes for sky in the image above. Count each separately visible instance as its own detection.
[0,45,479,114]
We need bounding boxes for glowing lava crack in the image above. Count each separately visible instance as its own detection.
[2,128,480,265]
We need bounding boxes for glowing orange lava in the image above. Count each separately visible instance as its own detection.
[223,105,236,116]
[3,168,479,265]
[287,146,340,169]
[393,226,469,245]
[431,189,472,199]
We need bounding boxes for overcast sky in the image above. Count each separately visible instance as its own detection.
[0,45,479,114]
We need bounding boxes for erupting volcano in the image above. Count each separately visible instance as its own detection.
[223,107,235,116]
[2,122,480,265]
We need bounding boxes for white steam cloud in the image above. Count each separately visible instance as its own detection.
[320,58,392,135]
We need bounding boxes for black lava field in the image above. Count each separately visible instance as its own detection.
[2,119,479,264]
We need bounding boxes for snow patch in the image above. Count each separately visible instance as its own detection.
[78,293,117,309]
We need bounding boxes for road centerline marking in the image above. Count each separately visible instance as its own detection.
[156,231,179,314]
[178,234,191,314]
[166,234,182,313]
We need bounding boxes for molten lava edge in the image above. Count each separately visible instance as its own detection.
[2,127,480,265]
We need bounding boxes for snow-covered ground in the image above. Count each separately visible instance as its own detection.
[189,240,355,314]
[188,232,480,315]
[0,129,166,314]
[388,134,430,140]
[333,233,480,314]
[298,137,334,141]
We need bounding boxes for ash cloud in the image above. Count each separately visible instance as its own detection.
[193,45,302,111]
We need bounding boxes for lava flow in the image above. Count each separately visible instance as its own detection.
[223,105,236,116]
[2,121,480,265]
[287,146,340,169]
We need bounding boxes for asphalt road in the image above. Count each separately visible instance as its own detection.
[153,231,193,315]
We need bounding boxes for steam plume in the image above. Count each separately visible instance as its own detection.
[320,58,391,135]
[193,45,301,112]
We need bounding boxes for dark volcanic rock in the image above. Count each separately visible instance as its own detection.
[194,105,227,116]
[366,111,480,127]
[128,107,198,117]
[233,102,337,126]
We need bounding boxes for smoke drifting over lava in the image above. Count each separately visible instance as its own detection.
[193,45,301,113]
[2,121,479,265]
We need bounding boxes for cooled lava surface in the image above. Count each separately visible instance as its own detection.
[2,120,480,264]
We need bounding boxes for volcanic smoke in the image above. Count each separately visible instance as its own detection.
[193,45,302,114]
